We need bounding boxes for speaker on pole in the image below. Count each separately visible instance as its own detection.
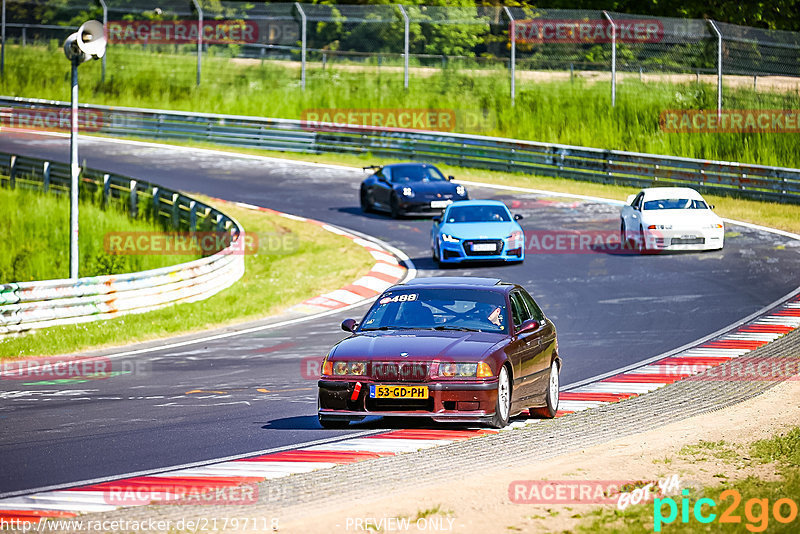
[63,20,106,64]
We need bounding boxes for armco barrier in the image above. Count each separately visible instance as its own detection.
[2,96,800,203]
[0,151,245,335]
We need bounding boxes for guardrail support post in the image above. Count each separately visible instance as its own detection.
[397,5,409,90]
[603,11,616,108]
[503,7,515,106]
[152,186,160,221]
[1,0,6,78]
[189,200,197,232]
[42,161,50,192]
[171,193,180,229]
[708,20,723,117]
[215,214,224,232]
[129,179,137,217]
[294,2,307,90]
[191,0,202,87]
[102,173,110,204]
[8,154,15,188]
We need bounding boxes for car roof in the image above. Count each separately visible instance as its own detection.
[399,277,506,290]
[641,187,705,201]
[383,162,439,169]
[446,200,508,208]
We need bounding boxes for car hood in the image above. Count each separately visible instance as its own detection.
[331,330,506,362]
[439,221,520,239]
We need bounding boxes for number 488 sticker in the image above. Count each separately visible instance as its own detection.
[379,293,418,305]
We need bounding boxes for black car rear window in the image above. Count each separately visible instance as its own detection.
[360,288,508,333]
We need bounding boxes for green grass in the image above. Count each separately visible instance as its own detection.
[573,428,800,533]
[0,186,196,282]
[0,194,375,358]
[4,43,800,169]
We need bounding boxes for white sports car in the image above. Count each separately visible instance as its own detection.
[620,187,724,252]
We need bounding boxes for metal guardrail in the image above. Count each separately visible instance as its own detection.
[0,150,245,335]
[2,96,800,204]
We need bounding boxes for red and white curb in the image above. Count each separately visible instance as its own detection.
[557,294,800,414]
[0,430,497,522]
[226,200,408,314]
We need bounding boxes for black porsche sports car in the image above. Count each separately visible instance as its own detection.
[359,163,469,218]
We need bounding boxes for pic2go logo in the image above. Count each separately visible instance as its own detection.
[654,489,799,532]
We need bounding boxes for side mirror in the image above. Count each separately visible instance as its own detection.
[517,320,540,334]
[447,175,455,181]
[626,194,637,205]
[433,216,441,223]
[341,318,358,333]
[709,204,715,210]
[513,214,523,221]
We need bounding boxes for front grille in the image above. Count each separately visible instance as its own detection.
[366,397,434,412]
[671,237,705,245]
[369,362,429,382]
[463,239,504,257]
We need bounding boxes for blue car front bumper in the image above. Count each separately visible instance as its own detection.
[437,239,524,263]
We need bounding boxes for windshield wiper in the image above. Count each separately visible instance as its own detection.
[434,326,480,332]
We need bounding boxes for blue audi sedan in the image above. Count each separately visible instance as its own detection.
[431,200,525,266]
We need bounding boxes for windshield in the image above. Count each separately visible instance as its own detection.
[643,198,709,210]
[446,205,511,223]
[390,165,446,183]
[360,288,508,333]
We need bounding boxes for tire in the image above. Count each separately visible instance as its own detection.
[620,220,628,250]
[489,365,511,428]
[360,187,373,213]
[318,415,350,429]
[530,361,559,419]
[433,240,444,268]
[390,194,401,219]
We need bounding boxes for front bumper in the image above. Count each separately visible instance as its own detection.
[438,239,524,263]
[398,198,463,215]
[318,379,499,422]
[642,228,725,251]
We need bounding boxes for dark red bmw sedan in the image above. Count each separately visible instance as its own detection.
[318,277,561,429]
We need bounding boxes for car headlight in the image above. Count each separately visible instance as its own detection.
[434,361,493,378]
[441,233,460,243]
[456,185,467,196]
[328,361,368,376]
[401,187,414,197]
[507,230,524,242]
[647,225,672,230]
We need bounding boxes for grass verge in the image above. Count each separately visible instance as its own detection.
[0,194,375,359]
[0,186,198,282]
[4,44,800,168]
[573,427,800,533]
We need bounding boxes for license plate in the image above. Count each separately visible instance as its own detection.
[369,385,429,399]
[472,243,497,252]
[431,200,451,208]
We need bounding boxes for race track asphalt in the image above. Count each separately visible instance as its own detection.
[2,132,799,495]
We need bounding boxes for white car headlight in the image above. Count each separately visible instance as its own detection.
[647,224,672,230]
[456,185,466,196]
[441,234,460,243]
[402,187,414,197]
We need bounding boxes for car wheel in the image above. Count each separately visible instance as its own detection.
[620,220,628,249]
[530,361,559,419]
[318,415,350,429]
[360,187,373,213]
[489,365,511,428]
[390,194,401,219]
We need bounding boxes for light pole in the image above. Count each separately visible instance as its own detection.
[63,20,106,280]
